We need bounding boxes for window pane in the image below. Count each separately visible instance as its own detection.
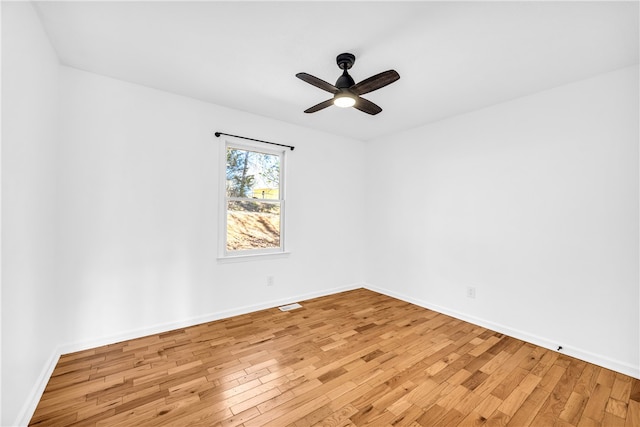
[226,148,280,199]
[227,200,280,251]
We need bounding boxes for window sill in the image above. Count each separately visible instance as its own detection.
[217,251,291,263]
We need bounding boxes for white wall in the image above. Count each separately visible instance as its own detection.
[365,65,639,377]
[55,66,365,349]
[1,2,62,425]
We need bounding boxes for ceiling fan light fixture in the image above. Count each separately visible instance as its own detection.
[333,92,356,108]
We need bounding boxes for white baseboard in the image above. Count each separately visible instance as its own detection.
[14,348,60,427]
[363,283,640,380]
[16,282,363,426]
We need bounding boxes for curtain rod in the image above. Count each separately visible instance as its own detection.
[214,132,295,151]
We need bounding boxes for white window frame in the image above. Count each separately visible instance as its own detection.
[218,136,288,260]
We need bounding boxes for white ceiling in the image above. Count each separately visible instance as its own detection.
[33,1,639,141]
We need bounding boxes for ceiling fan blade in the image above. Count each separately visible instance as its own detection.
[354,97,382,115]
[296,72,339,94]
[304,98,335,113]
[350,70,400,96]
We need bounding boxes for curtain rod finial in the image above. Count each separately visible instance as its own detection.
[214,132,221,137]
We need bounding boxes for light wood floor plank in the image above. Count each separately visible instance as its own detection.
[29,289,640,426]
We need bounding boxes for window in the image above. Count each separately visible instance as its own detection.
[220,139,286,257]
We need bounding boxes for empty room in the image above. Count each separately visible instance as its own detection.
[2,1,639,426]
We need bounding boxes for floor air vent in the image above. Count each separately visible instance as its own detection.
[278,303,302,312]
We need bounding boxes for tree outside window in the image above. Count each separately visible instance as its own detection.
[224,144,284,254]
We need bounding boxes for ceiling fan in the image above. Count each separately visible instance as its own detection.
[296,53,400,115]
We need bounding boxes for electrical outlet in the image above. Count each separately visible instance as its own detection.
[267,276,274,286]
[466,286,476,299]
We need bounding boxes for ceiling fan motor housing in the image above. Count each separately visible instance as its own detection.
[335,70,355,89]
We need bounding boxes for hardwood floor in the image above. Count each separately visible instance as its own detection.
[30,289,640,426]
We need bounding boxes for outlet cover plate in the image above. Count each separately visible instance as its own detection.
[467,287,476,299]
